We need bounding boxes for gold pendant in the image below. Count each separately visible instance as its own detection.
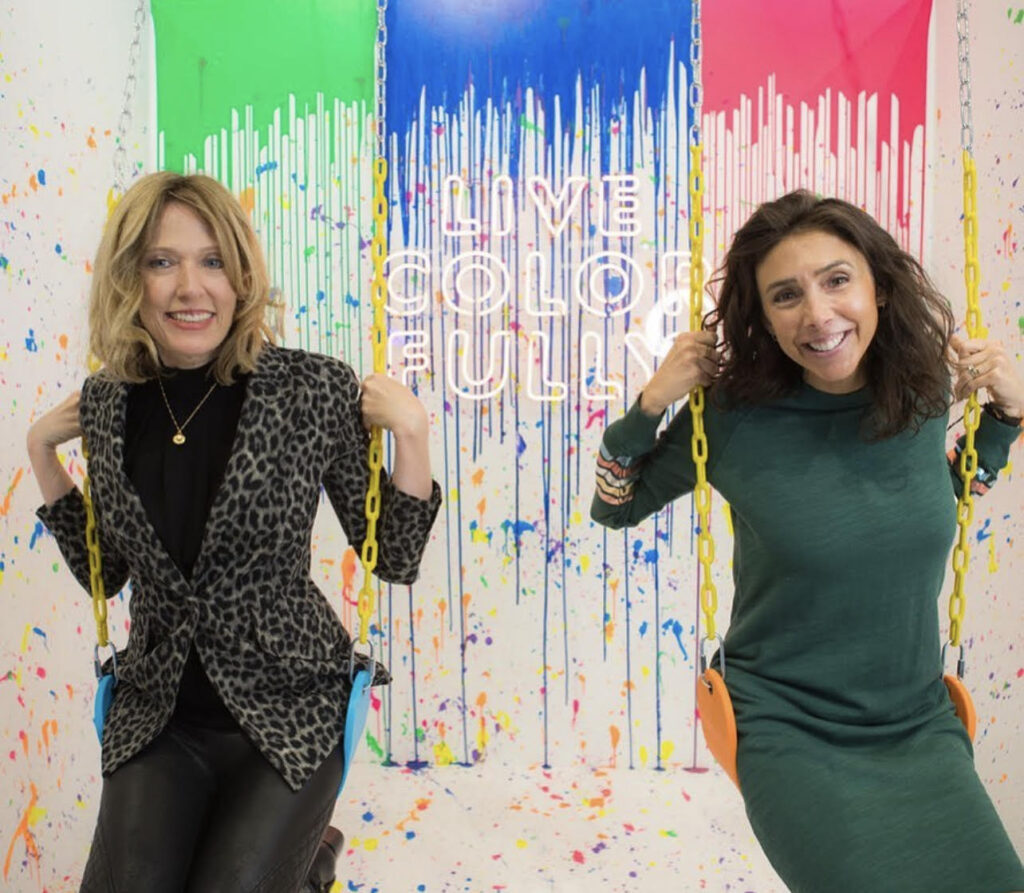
[172,432,186,445]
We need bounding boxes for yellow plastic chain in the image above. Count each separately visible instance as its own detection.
[948,0,983,653]
[81,438,110,649]
[355,2,389,647]
[688,143,717,642]
[686,0,718,643]
[947,150,983,650]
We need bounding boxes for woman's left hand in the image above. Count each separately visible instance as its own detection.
[951,335,1024,418]
[359,374,429,440]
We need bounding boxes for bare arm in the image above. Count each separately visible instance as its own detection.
[360,374,433,499]
[26,391,81,505]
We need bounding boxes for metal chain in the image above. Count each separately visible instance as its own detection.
[948,0,982,655]
[375,0,388,161]
[112,0,148,195]
[82,3,148,653]
[686,0,718,643]
[955,0,974,156]
[688,0,702,149]
[355,0,389,646]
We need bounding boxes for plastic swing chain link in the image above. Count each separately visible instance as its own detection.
[354,0,389,656]
[82,440,109,649]
[948,0,982,659]
[686,0,719,655]
[685,0,738,787]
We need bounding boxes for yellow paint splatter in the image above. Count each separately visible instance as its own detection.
[433,739,455,766]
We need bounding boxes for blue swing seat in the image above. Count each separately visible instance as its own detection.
[340,668,373,792]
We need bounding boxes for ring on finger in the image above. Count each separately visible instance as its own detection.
[967,365,980,379]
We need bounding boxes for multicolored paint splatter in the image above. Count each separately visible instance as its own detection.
[2,0,1020,889]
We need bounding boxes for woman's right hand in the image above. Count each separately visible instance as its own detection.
[639,331,720,416]
[27,391,82,506]
[27,391,83,453]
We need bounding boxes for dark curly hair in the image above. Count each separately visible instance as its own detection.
[707,190,954,439]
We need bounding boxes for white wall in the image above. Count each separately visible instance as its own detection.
[1,3,1019,890]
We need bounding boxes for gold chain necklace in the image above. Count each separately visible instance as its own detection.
[156,376,218,446]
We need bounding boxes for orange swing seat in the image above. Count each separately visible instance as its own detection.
[697,671,977,791]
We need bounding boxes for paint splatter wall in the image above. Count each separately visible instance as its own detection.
[1,1,1020,889]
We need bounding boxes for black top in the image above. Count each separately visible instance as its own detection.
[124,362,248,727]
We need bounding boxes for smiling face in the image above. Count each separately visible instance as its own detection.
[755,229,880,394]
[138,201,238,369]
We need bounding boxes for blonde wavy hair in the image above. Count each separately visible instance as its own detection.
[89,172,275,383]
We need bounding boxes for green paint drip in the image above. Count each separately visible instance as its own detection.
[365,731,384,758]
[152,0,374,171]
[1018,316,1024,335]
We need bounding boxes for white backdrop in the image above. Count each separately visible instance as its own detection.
[1,3,1020,891]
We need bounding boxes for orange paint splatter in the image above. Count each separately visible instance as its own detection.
[39,720,57,760]
[3,783,40,881]
[1,468,25,517]
[239,186,255,216]
[471,468,484,486]
[341,548,357,605]
[609,725,621,768]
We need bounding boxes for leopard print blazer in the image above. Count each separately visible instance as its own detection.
[38,344,441,790]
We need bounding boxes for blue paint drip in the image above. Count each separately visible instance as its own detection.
[662,618,688,661]
[37,169,46,185]
[976,518,992,542]
[29,521,45,549]
[387,0,689,235]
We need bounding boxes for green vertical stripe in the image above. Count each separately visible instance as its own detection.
[152,0,374,172]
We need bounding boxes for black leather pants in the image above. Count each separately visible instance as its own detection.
[79,718,344,893]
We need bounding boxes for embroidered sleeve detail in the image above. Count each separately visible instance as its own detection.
[594,444,640,506]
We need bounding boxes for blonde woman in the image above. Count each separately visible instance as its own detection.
[28,172,441,891]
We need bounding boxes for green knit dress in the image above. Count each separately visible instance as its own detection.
[592,384,1023,893]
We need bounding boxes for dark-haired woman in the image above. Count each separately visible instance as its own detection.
[592,191,1023,891]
